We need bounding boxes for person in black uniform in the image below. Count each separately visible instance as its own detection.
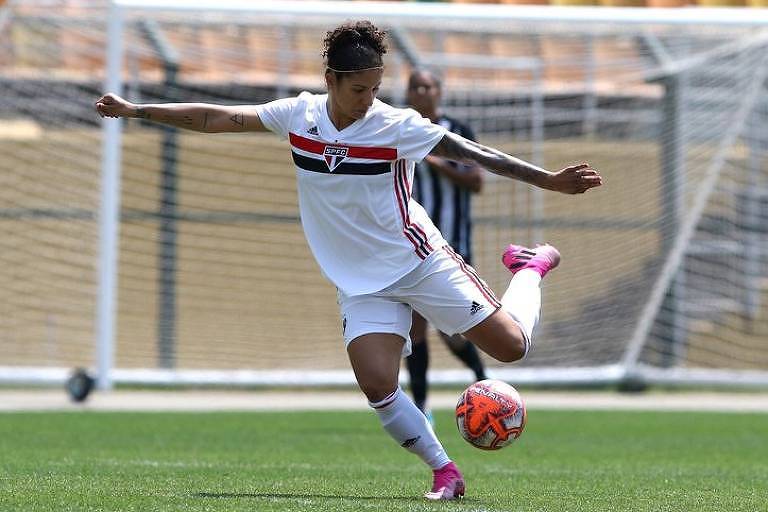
[406,69,487,417]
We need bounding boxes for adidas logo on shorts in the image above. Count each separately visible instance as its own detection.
[470,301,484,315]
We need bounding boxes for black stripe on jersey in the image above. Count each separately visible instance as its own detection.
[292,152,391,176]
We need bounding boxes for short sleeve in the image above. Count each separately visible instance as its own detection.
[255,93,306,139]
[397,108,448,162]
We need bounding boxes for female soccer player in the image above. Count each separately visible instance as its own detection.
[95,20,602,501]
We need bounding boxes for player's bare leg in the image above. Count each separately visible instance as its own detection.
[463,243,560,363]
[347,333,404,402]
[463,311,527,362]
[347,333,464,500]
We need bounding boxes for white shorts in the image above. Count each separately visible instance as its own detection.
[337,245,502,356]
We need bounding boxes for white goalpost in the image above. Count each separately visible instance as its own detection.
[95,1,125,390]
[1,0,767,390]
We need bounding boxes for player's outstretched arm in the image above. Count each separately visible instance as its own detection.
[430,131,602,194]
[94,93,268,133]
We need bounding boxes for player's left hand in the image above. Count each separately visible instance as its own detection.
[547,163,603,194]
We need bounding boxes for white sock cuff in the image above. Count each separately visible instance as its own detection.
[368,387,400,410]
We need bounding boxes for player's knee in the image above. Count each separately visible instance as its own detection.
[361,383,398,404]
[497,338,527,363]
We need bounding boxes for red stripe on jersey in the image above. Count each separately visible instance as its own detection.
[395,171,428,259]
[392,162,421,256]
[289,132,397,160]
[443,245,502,308]
[397,166,434,253]
[393,161,429,259]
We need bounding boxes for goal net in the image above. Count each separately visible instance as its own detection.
[1,0,767,388]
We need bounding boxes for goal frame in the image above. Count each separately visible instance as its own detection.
[3,0,768,390]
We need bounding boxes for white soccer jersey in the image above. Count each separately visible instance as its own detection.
[256,92,448,296]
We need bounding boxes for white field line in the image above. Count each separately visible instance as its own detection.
[1,390,768,413]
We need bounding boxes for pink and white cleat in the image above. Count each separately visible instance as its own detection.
[502,243,561,278]
[424,461,465,501]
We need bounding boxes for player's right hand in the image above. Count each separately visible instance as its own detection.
[95,93,135,118]
[547,163,603,194]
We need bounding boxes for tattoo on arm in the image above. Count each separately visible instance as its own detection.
[431,131,551,187]
[432,132,479,162]
[132,105,245,132]
[154,113,195,128]
[230,112,245,127]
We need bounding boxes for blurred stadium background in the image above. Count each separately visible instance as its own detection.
[0,0,766,393]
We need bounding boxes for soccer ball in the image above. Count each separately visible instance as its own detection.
[455,379,526,450]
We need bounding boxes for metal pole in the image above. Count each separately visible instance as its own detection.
[583,33,597,137]
[743,102,763,321]
[157,74,179,370]
[530,64,544,246]
[659,75,687,368]
[276,24,290,99]
[96,1,125,390]
[138,19,181,369]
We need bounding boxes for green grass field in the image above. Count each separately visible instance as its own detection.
[2,408,767,512]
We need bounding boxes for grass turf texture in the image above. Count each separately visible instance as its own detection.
[1,409,766,511]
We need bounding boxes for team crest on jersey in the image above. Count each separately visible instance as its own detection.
[323,145,348,172]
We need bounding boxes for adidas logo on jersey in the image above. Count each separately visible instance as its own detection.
[470,301,484,315]
[307,125,319,135]
[323,145,348,172]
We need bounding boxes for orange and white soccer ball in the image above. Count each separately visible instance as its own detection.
[455,379,526,450]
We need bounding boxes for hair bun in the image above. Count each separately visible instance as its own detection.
[323,20,388,72]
